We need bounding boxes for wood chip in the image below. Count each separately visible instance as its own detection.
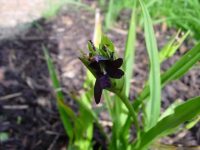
[0,92,22,101]
[3,105,28,109]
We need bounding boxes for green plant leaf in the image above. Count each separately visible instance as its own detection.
[87,41,96,54]
[43,46,75,141]
[159,30,190,63]
[186,116,200,129]
[135,96,200,150]
[161,43,200,82]
[72,91,109,144]
[159,99,182,121]
[119,2,137,147]
[123,3,137,97]
[139,0,161,130]
[134,42,200,110]
[105,0,115,29]
[99,34,115,52]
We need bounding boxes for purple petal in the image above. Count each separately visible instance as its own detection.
[105,58,123,69]
[89,62,103,77]
[94,79,103,104]
[89,61,99,69]
[107,69,124,79]
[112,58,123,68]
[99,75,111,89]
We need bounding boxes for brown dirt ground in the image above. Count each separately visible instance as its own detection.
[0,4,200,150]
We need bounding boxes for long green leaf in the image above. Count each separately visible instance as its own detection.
[105,0,114,29]
[123,3,137,97]
[43,46,75,141]
[161,43,200,82]
[72,91,109,144]
[135,96,200,149]
[119,2,137,147]
[139,0,161,130]
[134,42,200,109]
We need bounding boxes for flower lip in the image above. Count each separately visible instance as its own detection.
[99,74,111,89]
[94,74,111,104]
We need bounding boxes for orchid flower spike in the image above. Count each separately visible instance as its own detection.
[79,35,124,104]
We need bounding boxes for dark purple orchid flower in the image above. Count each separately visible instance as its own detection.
[89,56,124,104]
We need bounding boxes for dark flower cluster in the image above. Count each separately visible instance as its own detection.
[88,44,124,104]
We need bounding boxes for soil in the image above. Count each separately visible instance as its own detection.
[0,3,200,150]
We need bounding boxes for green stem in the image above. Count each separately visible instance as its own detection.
[117,92,141,140]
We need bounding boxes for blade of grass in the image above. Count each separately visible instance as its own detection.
[43,46,75,142]
[134,42,200,109]
[135,96,200,149]
[72,91,109,142]
[159,99,182,121]
[186,116,200,129]
[44,46,96,148]
[119,1,137,146]
[103,91,113,118]
[139,0,161,130]
[123,2,137,97]
[105,0,114,30]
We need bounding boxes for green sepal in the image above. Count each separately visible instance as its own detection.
[98,35,115,58]
[87,41,96,56]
